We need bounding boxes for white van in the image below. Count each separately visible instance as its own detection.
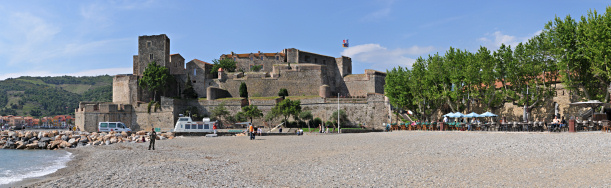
[98,122,132,133]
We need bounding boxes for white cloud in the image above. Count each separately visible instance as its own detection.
[0,12,61,65]
[0,67,133,80]
[478,30,543,49]
[341,43,435,70]
[362,0,394,21]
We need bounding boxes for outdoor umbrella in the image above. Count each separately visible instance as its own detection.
[449,112,465,118]
[569,100,611,118]
[443,112,457,117]
[480,112,497,117]
[464,112,481,118]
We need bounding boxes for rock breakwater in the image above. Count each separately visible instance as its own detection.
[0,130,175,150]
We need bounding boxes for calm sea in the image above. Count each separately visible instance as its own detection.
[0,149,72,185]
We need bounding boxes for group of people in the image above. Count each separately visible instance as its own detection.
[548,115,567,132]
[318,124,330,133]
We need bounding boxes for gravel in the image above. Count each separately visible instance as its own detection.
[26,131,611,187]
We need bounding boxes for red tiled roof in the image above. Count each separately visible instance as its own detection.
[192,59,212,65]
[170,53,180,56]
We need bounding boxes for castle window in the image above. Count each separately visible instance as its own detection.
[315,58,317,63]
[305,55,310,62]
[250,57,253,61]
[233,57,236,61]
[194,69,196,76]
[149,54,153,60]
[323,60,326,64]
[276,56,279,60]
[260,56,264,60]
[147,41,151,48]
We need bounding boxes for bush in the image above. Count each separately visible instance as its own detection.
[278,88,288,98]
[239,82,248,98]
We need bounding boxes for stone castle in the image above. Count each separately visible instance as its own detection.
[75,34,390,132]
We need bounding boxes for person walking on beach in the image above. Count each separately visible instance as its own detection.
[149,128,156,150]
[213,123,217,134]
[248,124,255,140]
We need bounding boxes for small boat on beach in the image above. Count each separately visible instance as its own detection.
[172,116,217,134]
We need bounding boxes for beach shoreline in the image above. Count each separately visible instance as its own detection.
[10,131,611,187]
[9,149,88,188]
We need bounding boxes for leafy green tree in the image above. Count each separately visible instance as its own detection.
[227,112,248,124]
[268,99,301,125]
[210,58,237,74]
[544,8,611,103]
[29,109,42,117]
[299,110,313,129]
[329,109,348,128]
[183,74,198,99]
[239,82,248,98]
[384,66,416,123]
[211,102,230,124]
[278,88,288,98]
[241,105,263,123]
[138,62,173,101]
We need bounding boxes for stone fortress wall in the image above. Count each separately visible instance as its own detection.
[76,34,391,132]
[76,94,390,132]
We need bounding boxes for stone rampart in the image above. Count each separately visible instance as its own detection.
[215,64,324,98]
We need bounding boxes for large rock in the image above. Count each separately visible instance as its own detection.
[38,142,47,149]
[105,140,110,145]
[136,131,146,135]
[79,136,89,143]
[42,132,49,137]
[68,138,78,145]
[121,131,128,137]
[71,135,80,139]
[51,130,59,136]
[50,140,62,149]
[8,132,16,137]
[110,137,118,144]
[24,132,33,139]
[65,131,73,135]
[59,141,71,148]
[159,136,167,140]
[39,137,51,143]
[26,143,38,149]
[38,132,43,138]
[16,141,26,149]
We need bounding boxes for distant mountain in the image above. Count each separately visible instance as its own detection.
[0,75,113,117]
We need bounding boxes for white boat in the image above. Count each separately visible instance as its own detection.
[172,116,217,133]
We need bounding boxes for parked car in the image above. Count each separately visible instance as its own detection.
[98,122,132,133]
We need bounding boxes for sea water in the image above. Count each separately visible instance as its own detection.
[0,149,72,185]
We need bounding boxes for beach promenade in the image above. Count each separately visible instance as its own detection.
[25,131,611,187]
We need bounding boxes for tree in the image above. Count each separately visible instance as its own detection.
[211,102,230,126]
[181,106,201,121]
[242,105,263,123]
[384,66,417,124]
[227,112,247,124]
[29,109,42,117]
[183,74,198,99]
[239,82,248,98]
[299,110,313,130]
[268,99,301,125]
[329,109,348,128]
[210,58,237,74]
[278,88,288,98]
[138,62,173,101]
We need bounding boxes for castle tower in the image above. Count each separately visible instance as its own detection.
[134,34,171,75]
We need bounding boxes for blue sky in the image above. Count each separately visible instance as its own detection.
[0,0,609,80]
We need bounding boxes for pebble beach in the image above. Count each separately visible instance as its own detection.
[21,131,611,187]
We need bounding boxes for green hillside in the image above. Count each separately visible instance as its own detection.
[0,75,113,117]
